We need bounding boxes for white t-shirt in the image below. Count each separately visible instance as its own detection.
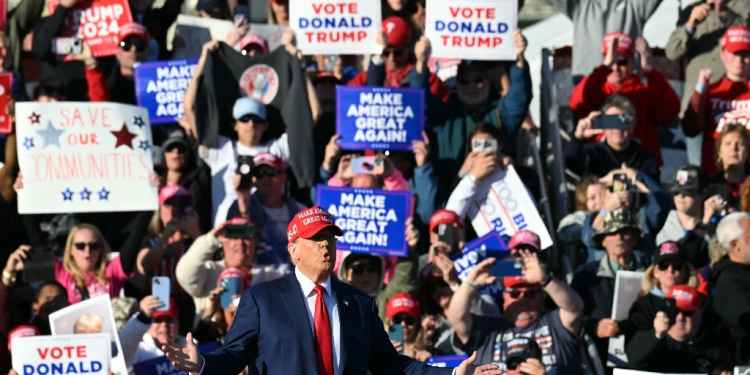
[200,134,290,226]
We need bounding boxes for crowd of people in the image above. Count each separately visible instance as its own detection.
[0,0,750,374]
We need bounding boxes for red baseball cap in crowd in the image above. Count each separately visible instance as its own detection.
[429,209,463,233]
[508,230,541,251]
[287,206,343,243]
[254,152,284,171]
[8,325,40,352]
[722,26,750,53]
[159,184,190,205]
[153,298,180,320]
[382,16,411,49]
[601,31,635,59]
[386,293,421,318]
[217,267,251,290]
[119,22,150,43]
[504,276,535,289]
[668,285,702,313]
[239,34,269,53]
[313,71,342,85]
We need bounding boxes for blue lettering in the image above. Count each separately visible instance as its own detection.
[91,362,102,373]
[299,18,309,28]
[447,22,458,32]
[492,218,507,235]
[435,20,445,31]
[337,18,349,27]
[79,362,89,373]
[312,18,322,28]
[51,364,64,375]
[461,22,472,33]
[362,17,372,27]
[66,363,77,374]
[24,365,34,375]
[475,23,485,33]
[38,365,49,375]
[498,23,508,33]
[325,18,336,28]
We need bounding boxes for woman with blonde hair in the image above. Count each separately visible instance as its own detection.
[385,293,432,362]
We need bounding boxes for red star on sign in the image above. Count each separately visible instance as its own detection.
[28,112,40,125]
[111,123,137,149]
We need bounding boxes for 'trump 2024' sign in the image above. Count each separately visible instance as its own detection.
[316,186,412,257]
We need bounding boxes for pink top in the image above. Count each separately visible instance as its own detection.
[55,256,131,304]
[327,168,410,191]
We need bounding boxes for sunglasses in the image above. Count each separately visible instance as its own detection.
[677,309,695,317]
[613,58,631,66]
[254,169,282,179]
[74,242,102,251]
[458,76,484,85]
[351,263,379,275]
[506,358,524,370]
[120,36,147,52]
[504,289,539,299]
[657,260,684,271]
[165,144,187,154]
[383,48,405,58]
[392,315,417,326]
[237,114,265,123]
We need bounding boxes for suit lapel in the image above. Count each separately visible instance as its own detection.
[333,279,351,373]
[280,273,317,371]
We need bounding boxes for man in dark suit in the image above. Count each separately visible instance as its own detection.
[164,206,502,375]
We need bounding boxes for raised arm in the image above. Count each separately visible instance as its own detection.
[183,40,220,139]
[681,69,711,137]
[446,258,497,344]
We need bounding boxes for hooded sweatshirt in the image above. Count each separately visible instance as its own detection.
[710,255,750,364]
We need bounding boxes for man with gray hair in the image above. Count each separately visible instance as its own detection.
[711,211,750,365]
[565,94,660,182]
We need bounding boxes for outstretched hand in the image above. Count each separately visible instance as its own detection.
[455,351,503,375]
[163,332,203,373]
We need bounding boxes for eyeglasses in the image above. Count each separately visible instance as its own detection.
[350,263,379,275]
[237,114,265,123]
[503,289,539,299]
[383,48,405,58]
[458,76,484,85]
[119,36,147,52]
[254,169,282,179]
[74,242,102,251]
[392,315,417,326]
[657,260,684,271]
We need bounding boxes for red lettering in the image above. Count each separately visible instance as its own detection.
[68,133,77,145]
[312,3,323,14]
[342,31,355,41]
[461,8,472,17]
[487,8,495,19]
[449,7,494,19]
[317,33,327,42]
[324,4,334,13]
[22,155,35,183]
[449,6,460,17]
[452,36,462,46]
[478,37,490,47]
[87,108,99,125]
[138,153,150,180]
[305,31,314,42]
[493,37,502,47]
[441,35,450,46]
[102,107,111,127]
[51,347,63,359]
[77,346,87,358]
[37,348,49,360]
[60,108,70,127]
[91,133,99,145]
[71,109,84,127]
[348,3,357,13]
[357,31,366,41]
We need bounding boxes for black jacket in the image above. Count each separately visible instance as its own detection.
[711,255,750,365]
[565,137,660,182]
[627,293,663,334]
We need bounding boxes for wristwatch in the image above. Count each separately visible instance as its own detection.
[2,270,17,284]
[540,272,553,287]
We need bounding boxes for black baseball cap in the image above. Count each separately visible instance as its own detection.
[669,165,709,196]
[653,241,687,265]
[505,337,542,365]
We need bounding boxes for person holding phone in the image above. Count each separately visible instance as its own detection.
[385,293,432,362]
[446,248,584,374]
[566,94,660,182]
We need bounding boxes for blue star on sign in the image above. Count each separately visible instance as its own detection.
[139,140,151,151]
[36,121,65,148]
[98,187,110,201]
[22,137,34,150]
[133,116,145,128]
[62,188,73,201]
[80,187,91,200]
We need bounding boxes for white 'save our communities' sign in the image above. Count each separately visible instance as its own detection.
[290,0,382,55]
[11,333,111,375]
[425,0,517,60]
[16,102,158,214]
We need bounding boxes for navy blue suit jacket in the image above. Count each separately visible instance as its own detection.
[202,272,454,375]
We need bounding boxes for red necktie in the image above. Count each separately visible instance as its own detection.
[313,285,334,375]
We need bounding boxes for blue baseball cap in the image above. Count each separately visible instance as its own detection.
[233,97,267,121]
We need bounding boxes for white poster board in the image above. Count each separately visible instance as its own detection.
[289,0,381,55]
[456,165,553,249]
[736,367,750,375]
[15,102,158,214]
[12,333,111,375]
[173,15,288,58]
[49,295,127,375]
[607,271,645,367]
[425,0,517,60]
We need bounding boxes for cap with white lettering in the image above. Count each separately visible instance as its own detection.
[287,206,343,243]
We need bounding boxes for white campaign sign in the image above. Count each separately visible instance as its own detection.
[173,15,288,58]
[12,334,110,375]
[425,0,517,60]
[608,271,645,367]
[289,0,381,55]
[466,165,552,249]
[15,102,158,214]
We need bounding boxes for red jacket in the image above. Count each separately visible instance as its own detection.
[348,63,451,103]
[84,64,110,102]
[569,65,681,165]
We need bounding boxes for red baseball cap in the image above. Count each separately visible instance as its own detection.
[503,276,535,289]
[386,293,421,318]
[314,71,342,85]
[508,230,541,251]
[382,16,411,49]
[287,206,343,243]
[8,325,40,352]
[159,184,190,205]
[153,298,179,320]
[254,152,284,171]
[217,267,251,290]
[429,209,463,233]
[668,285,702,313]
[119,23,150,43]
[239,34,269,53]
[722,26,750,53]
[601,32,635,59]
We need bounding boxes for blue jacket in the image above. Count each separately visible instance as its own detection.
[580,172,672,265]
[201,272,454,375]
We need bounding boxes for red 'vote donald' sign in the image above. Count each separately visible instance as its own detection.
[290,0,382,55]
[425,0,517,61]
[11,334,110,375]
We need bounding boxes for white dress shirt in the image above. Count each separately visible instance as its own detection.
[295,267,342,375]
